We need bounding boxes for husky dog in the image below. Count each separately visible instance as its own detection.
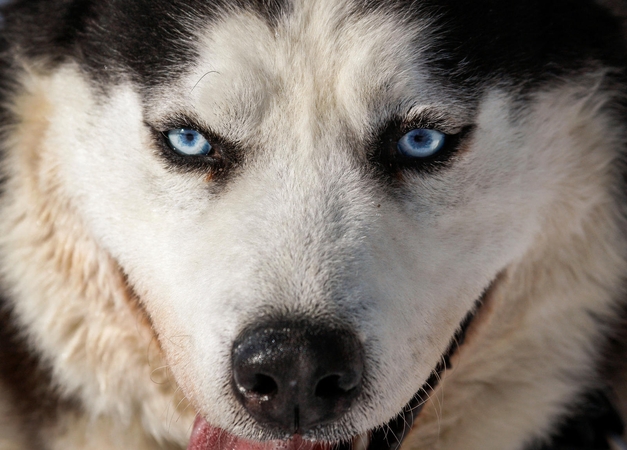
[0,0,626,449]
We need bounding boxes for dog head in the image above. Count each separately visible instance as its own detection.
[1,0,625,449]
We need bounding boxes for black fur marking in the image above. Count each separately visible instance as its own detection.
[354,0,627,102]
[1,0,289,86]
[149,117,243,183]
[419,0,627,91]
[527,390,624,450]
[3,0,624,91]
[373,120,474,178]
[246,0,291,28]
[0,1,626,448]
[0,297,76,449]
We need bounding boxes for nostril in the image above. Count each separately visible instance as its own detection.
[250,374,278,397]
[231,321,364,433]
[234,371,279,398]
[315,374,358,400]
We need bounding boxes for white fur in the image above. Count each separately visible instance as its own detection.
[0,1,625,449]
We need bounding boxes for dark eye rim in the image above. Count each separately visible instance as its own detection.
[374,120,475,175]
[147,119,239,175]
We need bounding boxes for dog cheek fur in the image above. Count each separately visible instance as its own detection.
[0,64,194,448]
[403,80,627,450]
[0,3,625,449]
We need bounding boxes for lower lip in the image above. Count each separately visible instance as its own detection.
[188,417,332,450]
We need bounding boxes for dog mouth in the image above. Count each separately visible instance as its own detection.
[189,301,481,450]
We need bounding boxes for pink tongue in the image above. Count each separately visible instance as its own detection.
[188,416,330,450]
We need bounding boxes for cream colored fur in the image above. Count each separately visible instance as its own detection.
[0,2,625,450]
[406,84,627,450]
[0,66,194,448]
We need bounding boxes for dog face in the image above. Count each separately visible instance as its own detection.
[2,0,625,448]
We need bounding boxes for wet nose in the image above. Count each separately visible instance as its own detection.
[231,321,364,434]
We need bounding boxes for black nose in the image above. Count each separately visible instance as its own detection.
[231,321,364,434]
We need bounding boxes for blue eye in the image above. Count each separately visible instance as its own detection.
[166,128,212,156]
[397,129,446,158]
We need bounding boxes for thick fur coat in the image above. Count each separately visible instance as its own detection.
[0,1,626,450]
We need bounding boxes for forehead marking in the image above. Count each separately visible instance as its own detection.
[180,0,435,144]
